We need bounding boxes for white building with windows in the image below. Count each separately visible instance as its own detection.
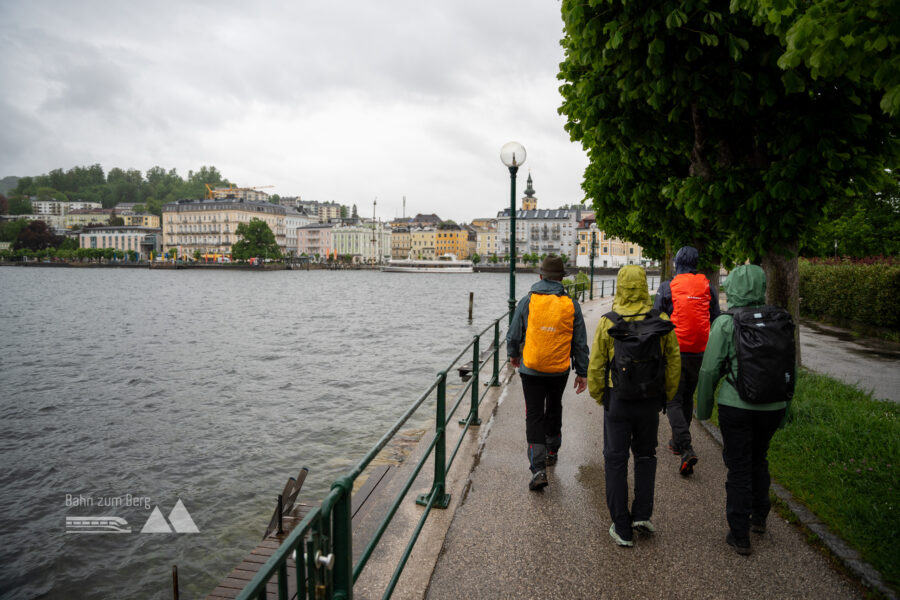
[79,226,161,260]
[331,221,392,263]
[495,175,583,263]
[283,207,317,257]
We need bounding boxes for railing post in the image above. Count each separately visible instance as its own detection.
[331,477,353,600]
[491,319,500,386]
[461,336,482,425]
[417,372,451,509]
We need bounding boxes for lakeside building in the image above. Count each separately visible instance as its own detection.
[435,225,469,259]
[410,227,437,260]
[495,174,582,263]
[391,227,411,259]
[296,223,334,259]
[331,220,392,263]
[161,198,286,258]
[284,207,317,257]
[32,199,102,216]
[66,208,114,229]
[209,187,270,203]
[78,226,161,260]
[11,214,67,231]
[471,220,498,258]
[575,214,645,268]
[122,214,161,228]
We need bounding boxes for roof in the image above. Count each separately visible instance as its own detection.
[496,209,578,220]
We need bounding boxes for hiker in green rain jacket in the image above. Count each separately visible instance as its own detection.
[587,265,680,547]
[697,264,791,556]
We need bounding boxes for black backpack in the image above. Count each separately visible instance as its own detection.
[603,310,674,403]
[725,306,796,404]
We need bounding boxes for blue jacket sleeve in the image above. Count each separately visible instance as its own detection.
[653,280,673,316]
[570,299,590,377]
[506,294,530,359]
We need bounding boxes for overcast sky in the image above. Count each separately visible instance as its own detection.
[0,1,589,223]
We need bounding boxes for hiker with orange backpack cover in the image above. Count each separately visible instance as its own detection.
[508,256,589,492]
[652,246,721,475]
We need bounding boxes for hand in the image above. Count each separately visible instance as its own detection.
[573,376,587,394]
[509,357,520,368]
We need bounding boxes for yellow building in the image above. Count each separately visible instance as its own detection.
[410,228,436,260]
[435,228,469,259]
[123,213,160,228]
[391,228,411,259]
[66,209,113,229]
[473,224,498,258]
[161,199,286,258]
[576,218,643,267]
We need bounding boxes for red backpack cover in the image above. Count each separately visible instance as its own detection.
[669,273,711,353]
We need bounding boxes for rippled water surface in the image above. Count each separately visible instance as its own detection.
[0,266,561,599]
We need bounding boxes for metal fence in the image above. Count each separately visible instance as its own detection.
[235,313,510,600]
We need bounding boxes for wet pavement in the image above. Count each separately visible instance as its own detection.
[799,320,900,403]
[424,298,862,600]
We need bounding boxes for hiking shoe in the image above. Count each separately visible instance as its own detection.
[679,448,698,476]
[609,524,634,547]
[750,516,767,534]
[632,520,655,534]
[529,470,548,491]
[667,440,682,455]
[726,532,752,555]
[546,452,558,466]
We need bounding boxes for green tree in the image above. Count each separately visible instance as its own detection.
[471,253,481,265]
[7,195,33,215]
[231,218,282,261]
[0,218,28,242]
[558,0,898,317]
[0,193,7,214]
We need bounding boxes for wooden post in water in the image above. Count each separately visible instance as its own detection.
[468,292,474,321]
[171,565,179,600]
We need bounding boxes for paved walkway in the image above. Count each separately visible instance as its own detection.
[799,320,900,403]
[425,297,860,600]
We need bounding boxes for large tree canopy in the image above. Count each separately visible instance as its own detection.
[231,218,282,261]
[558,0,898,310]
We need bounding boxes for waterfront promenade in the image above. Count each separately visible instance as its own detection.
[353,296,873,600]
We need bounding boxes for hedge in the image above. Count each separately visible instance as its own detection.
[799,258,900,331]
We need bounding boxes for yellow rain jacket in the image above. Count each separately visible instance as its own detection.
[588,265,681,406]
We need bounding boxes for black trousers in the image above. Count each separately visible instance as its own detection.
[666,354,703,451]
[521,372,568,473]
[603,397,659,540]
[718,404,786,541]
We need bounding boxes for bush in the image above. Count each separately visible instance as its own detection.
[799,258,900,331]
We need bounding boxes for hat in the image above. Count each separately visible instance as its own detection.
[539,256,566,280]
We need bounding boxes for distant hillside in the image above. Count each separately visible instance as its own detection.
[0,176,18,195]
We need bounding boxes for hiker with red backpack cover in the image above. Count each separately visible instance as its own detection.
[508,256,590,492]
[653,246,721,475]
[697,264,795,556]
[588,265,681,547]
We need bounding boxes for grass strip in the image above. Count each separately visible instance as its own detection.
[704,370,899,590]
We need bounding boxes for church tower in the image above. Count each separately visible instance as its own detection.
[521,171,537,211]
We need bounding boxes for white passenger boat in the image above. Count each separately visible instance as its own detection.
[382,254,474,273]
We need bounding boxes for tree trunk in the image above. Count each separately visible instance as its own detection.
[661,241,674,281]
[762,240,801,366]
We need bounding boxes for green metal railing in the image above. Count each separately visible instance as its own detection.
[235,311,510,600]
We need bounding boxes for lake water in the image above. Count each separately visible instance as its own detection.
[0,266,615,599]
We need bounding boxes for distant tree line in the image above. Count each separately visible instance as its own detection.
[2,164,233,217]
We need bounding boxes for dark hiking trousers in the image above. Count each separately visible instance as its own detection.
[718,404,786,542]
[521,372,568,473]
[666,353,703,451]
[603,395,660,541]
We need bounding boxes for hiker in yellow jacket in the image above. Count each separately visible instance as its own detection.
[588,265,681,547]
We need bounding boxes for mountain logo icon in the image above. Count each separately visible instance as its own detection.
[140,499,199,534]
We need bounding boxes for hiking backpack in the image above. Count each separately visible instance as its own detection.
[523,292,576,373]
[725,306,796,404]
[603,310,674,403]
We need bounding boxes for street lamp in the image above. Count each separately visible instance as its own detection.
[500,141,526,323]
[590,228,596,300]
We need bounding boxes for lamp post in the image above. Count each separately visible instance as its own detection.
[500,142,526,323]
[590,228,596,300]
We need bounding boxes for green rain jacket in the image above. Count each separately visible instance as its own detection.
[587,265,681,405]
[696,264,791,420]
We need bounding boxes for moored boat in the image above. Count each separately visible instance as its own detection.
[382,253,474,273]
